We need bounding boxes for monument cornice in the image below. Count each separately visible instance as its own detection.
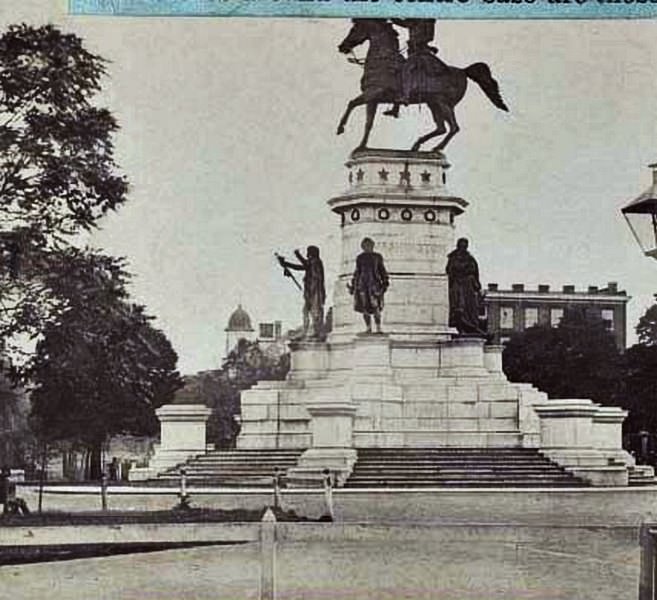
[327,193,468,212]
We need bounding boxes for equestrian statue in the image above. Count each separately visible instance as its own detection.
[336,19,509,152]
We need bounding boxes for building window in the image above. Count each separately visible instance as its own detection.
[550,308,564,327]
[500,306,514,329]
[601,309,614,331]
[524,307,538,328]
[259,323,274,339]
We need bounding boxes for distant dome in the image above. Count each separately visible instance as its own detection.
[225,304,254,332]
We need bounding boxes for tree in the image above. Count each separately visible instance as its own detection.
[0,375,31,468]
[503,307,622,405]
[27,250,182,478]
[194,339,290,449]
[0,24,127,368]
[617,301,657,436]
[636,301,657,346]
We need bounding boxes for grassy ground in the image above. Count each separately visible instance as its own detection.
[0,506,313,527]
[2,526,640,600]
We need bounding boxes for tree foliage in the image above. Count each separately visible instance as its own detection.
[0,24,181,476]
[503,308,622,405]
[193,339,289,448]
[0,24,128,367]
[636,302,657,347]
[27,250,181,476]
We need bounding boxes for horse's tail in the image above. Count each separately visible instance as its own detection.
[465,63,509,112]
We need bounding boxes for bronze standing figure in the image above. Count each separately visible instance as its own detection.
[446,238,487,336]
[349,237,389,334]
[278,246,326,340]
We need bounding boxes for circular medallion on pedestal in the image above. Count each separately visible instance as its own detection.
[351,208,360,222]
[401,208,413,221]
[377,207,390,221]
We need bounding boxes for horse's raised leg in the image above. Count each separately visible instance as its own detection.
[355,101,378,151]
[411,102,446,151]
[434,104,460,151]
[337,94,367,135]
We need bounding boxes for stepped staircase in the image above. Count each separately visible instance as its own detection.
[153,448,304,487]
[343,448,588,488]
[150,447,594,488]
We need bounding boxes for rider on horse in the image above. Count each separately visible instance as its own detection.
[385,19,449,118]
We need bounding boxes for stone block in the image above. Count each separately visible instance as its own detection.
[478,417,517,432]
[443,432,488,447]
[484,433,523,447]
[354,416,375,430]
[477,384,517,402]
[489,401,518,419]
[381,403,403,418]
[287,341,330,380]
[403,385,449,402]
[534,399,598,450]
[241,388,279,406]
[280,420,311,434]
[307,402,358,448]
[382,384,404,402]
[242,404,269,421]
[447,402,478,418]
[483,345,505,377]
[447,386,477,403]
[402,402,448,419]
[391,346,439,369]
[447,418,480,431]
[439,337,487,372]
[277,404,310,421]
[403,431,449,447]
[351,381,383,400]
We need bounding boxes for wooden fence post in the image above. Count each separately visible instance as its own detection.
[260,507,277,600]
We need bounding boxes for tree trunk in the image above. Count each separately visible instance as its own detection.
[87,442,104,480]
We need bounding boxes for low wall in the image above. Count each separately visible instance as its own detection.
[18,484,657,526]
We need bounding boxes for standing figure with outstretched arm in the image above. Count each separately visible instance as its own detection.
[446,237,487,336]
[278,246,326,340]
[349,237,389,334]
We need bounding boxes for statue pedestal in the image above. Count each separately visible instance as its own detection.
[233,149,634,487]
[129,403,212,481]
[287,402,358,487]
[534,400,628,486]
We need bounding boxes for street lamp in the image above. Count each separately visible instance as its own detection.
[622,163,657,260]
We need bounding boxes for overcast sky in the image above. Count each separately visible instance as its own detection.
[3,2,657,373]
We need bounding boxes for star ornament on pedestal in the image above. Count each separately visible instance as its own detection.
[399,166,411,186]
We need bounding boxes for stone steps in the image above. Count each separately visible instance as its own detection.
[153,448,304,486]
[345,447,588,488]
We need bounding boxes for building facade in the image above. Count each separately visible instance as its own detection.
[484,282,629,350]
[224,304,284,359]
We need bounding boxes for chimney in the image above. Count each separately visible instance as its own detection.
[607,282,618,294]
[512,284,524,292]
[563,285,575,294]
[650,162,657,185]
[538,284,550,293]
[588,286,599,294]
[488,283,498,291]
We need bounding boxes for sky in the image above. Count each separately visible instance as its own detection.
[3,1,657,374]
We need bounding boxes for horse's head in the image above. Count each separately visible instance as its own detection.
[338,19,371,54]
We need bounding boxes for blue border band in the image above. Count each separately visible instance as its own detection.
[70,0,657,19]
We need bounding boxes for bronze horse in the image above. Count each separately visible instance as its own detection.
[337,19,509,152]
